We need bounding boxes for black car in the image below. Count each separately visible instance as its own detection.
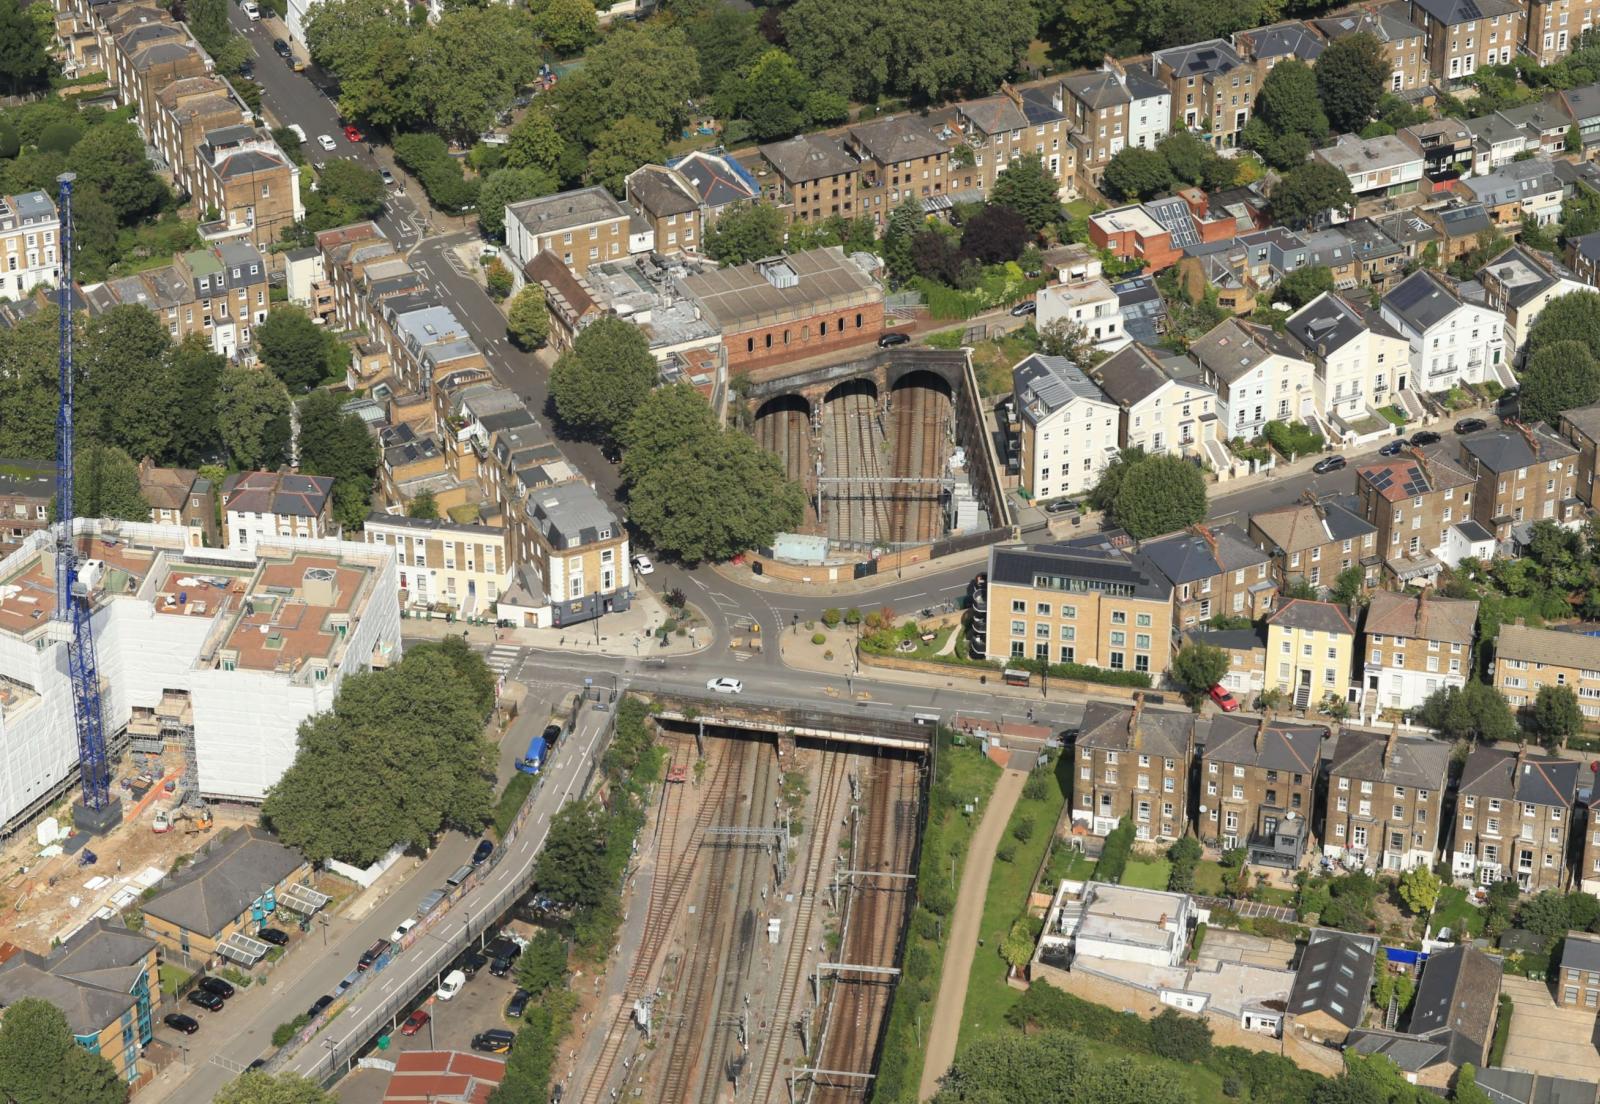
[307,995,334,1019]
[506,988,532,1020]
[247,1059,267,1071]
[459,951,488,978]
[198,977,235,1000]
[472,838,494,865]
[472,1029,515,1054]
[877,332,911,348]
[1311,455,1347,475]
[186,989,224,1012]
[542,722,562,747]
[1378,439,1406,457]
[1009,300,1037,317]
[1044,499,1078,515]
[1410,430,1442,447]
[272,38,291,58]
[164,1013,199,1034]
[1454,417,1488,434]
[238,58,253,78]
[488,937,523,976]
[258,927,290,946]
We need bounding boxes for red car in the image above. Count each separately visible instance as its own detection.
[400,1009,429,1036]
[342,124,364,143]
[1209,684,1240,712]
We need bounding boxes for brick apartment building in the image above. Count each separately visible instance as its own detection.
[1354,449,1477,585]
[1451,743,1581,891]
[1139,524,1277,629]
[1072,698,1194,841]
[1199,714,1324,866]
[1456,422,1581,544]
[1493,621,1600,721]
[0,191,61,299]
[1323,726,1449,871]
[1407,0,1524,82]
[756,134,862,223]
[504,186,632,278]
[82,241,269,359]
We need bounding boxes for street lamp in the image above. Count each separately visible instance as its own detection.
[322,1039,337,1077]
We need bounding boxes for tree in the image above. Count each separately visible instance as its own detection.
[167,335,225,465]
[0,997,124,1104]
[586,115,666,197]
[258,306,337,393]
[531,0,597,55]
[725,50,813,142]
[628,429,805,563]
[1317,33,1389,134]
[1276,266,1335,310]
[215,1072,338,1104]
[1518,889,1576,945]
[1171,643,1228,696]
[549,317,659,440]
[515,929,568,997]
[893,0,1036,102]
[1330,564,1366,606]
[1415,681,1518,743]
[507,286,552,351]
[0,0,53,95]
[548,22,699,143]
[78,304,176,463]
[1531,684,1583,749]
[959,203,1028,265]
[297,390,378,531]
[1111,455,1207,539]
[314,160,387,224]
[505,107,564,178]
[1150,1008,1212,1063]
[992,154,1061,234]
[781,0,892,102]
[1157,130,1213,187]
[67,120,166,223]
[408,489,439,520]
[1103,146,1176,202]
[534,801,609,909]
[685,4,765,96]
[1523,289,1600,364]
[479,166,558,238]
[933,1029,1189,1104]
[1087,446,1148,512]
[1255,59,1329,138]
[1521,338,1600,426]
[186,0,236,62]
[703,203,786,265]
[1166,835,1201,893]
[216,367,291,470]
[618,384,719,484]
[1455,1066,1493,1104]
[1271,162,1354,230]
[1398,865,1442,917]
[412,6,540,141]
[72,444,148,522]
[1000,919,1035,976]
[262,646,496,864]
[882,199,926,283]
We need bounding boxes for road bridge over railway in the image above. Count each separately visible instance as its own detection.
[647,692,935,752]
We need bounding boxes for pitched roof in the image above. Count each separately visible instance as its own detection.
[1189,318,1291,384]
[1458,421,1576,472]
[1090,342,1188,407]
[1075,699,1193,759]
[1411,0,1521,24]
[1356,450,1474,502]
[1362,590,1479,646]
[626,165,699,218]
[1285,292,1370,358]
[1383,269,1467,332]
[1203,715,1325,774]
[1139,525,1268,585]
[664,149,760,209]
[1475,1067,1600,1104]
[141,827,307,937]
[1286,929,1376,1029]
[1496,622,1600,672]
[1458,744,1581,808]
[1328,726,1449,789]
[1013,354,1111,421]
[1562,932,1600,975]
[222,470,334,518]
[847,116,944,165]
[1063,70,1131,112]
[1268,598,1354,636]
[1234,21,1325,62]
[0,920,155,1036]
[1408,943,1502,1067]
[759,133,857,183]
[1251,497,1375,553]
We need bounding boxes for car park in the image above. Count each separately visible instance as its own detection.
[198,977,234,1000]
[1311,455,1346,475]
[358,939,391,970]
[632,554,654,575]
[435,969,466,1001]
[390,917,418,944]
[258,927,289,946]
[164,1013,199,1034]
[1454,417,1487,434]
[505,988,531,1020]
[317,134,337,152]
[472,1029,515,1053]
[706,677,743,694]
[1378,439,1405,457]
[1410,430,1441,447]
[401,1009,430,1036]
[877,332,910,348]
[1209,685,1240,712]
[472,838,494,865]
[187,989,224,1012]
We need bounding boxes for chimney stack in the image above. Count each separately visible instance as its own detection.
[1384,720,1399,770]
[1256,709,1272,754]
[1129,694,1145,750]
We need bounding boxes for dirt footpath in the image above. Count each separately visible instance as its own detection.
[918,767,1027,1101]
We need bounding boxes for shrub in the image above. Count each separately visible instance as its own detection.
[811,632,827,645]
[1151,1007,1213,1062]
[272,1013,310,1046]
[485,259,513,300]
[1262,419,1325,458]
[1489,994,1514,1066]
[1190,922,1208,960]
[821,608,841,627]
[1092,817,1134,882]
[1012,817,1035,843]
[996,842,1016,863]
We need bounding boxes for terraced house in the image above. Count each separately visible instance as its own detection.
[1139,524,1276,628]
[1456,421,1581,546]
[1199,714,1324,866]
[1360,590,1479,712]
[1451,744,1581,891]
[1353,448,1481,586]
[1249,495,1379,591]
[1072,698,1193,840]
[1323,726,1449,871]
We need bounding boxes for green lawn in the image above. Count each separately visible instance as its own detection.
[1379,405,1409,427]
[1194,860,1226,895]
[1257,885,1297,907]
[492,770,535,835]
[1121,857,1171,890]
[159,963,192,996]
[1432,885,1485,939]
[957,759,1068,1051]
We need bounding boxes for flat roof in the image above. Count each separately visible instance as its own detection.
[217,552,374,673]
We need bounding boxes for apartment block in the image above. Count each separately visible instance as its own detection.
[1456,421,1581,545]
[1140,524,1276,628]
[1200,714,1324,865]
[1264,599,1356,711]
[949,82,1076,201]
[982,541,1174,676]
[1071,698,1193,841]
[1323,726,1448,871]
[1012,353,1119,502]
[362,513,511,617]
[1150,40,1261,149]
[1494,621,1600,720]
[1407,0,1523,82]
[1526,0,1599,64]
[504,187,632,277]
[1249,495,1379,591]
[0,191,61,299]
[625,165,701,256]
[757,134,861,223]
[1354,448,1478,585]
[1451,743,1580,891]
[1581,791,1600,894]
[841,117,952,228]
[1360,590,1478,713]
[81,241,269,359]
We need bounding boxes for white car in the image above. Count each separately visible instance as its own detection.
[632,554,654,576]
[706,677,743,695]
[434,969,466,1001]
[317,134,337,152]
[241,0,260,17]
[390,917,417,944]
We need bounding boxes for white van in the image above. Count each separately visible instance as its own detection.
[286,123,307,145]
[434,969,465,1001]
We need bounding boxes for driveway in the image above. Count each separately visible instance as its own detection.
[1500,975,1600,1080]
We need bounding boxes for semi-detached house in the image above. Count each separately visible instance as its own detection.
[1474,243,1587,354]
[1380,269,1509,392]
[1012,353,1120,502]
[1090,342,1219,458]
[1452,743,1580,891]
[1360,589,1479,712]
[1323,726,1448,871]
[1284,292,1411,433]
[1188,318,1317,442]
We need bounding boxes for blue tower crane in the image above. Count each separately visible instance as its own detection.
[54,172,119,835]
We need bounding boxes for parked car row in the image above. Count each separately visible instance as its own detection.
[164,975,237,1033]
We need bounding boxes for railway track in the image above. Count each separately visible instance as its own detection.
[750,750,851,1104]
[578,746,738,1104]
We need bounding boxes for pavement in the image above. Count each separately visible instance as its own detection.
[918,767,1027,1101]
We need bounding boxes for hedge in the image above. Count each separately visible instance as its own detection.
[1262,419,1324,459]
[1488,993,1514,1066]
[1092,817,1134,883]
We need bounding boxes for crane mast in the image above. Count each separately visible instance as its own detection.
[54,172,118,834]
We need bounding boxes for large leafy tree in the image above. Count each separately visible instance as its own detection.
[959,204,1027,265]
[1270,162,1354,229]
[257,306,337,393]
[1520,339,1600,426]
[1415,681,1518,743]
[991,154,1060,234]
[305,0,418,127]
[1531,685,1583,749]
[534,802,609,910]
[548,22,699,145]
[1171,643,1228,695]
[78,304,175,462]
[215,1072,337,1104]
[703,203,786,265]
[0,0,52,95]
[413,6,540,142]
[167,335,226,465]
[262,646,496,865]
[1524,289,1600,365]
[1317,33,1390,134]
[586,115,666,198]
[515,929,568,998]
[619,384,719,484]
[296,390,378,531]
[722,50,813,143]
[0,997,124,1104]
[71,444,149,522]
[684,4,766,96]
[67,120,166,223]
[507,286,551,351]
[1111,455,1207,539]
[504,107,565,178]
[480,166,558,239]
[548,317,659,440]
[1253,60,1328,147]
[0,305,59,457]
[530,0,598,55]
[780,0,893,100]
[894,0,1036,102]
[1103,146,1175,202]
[1276,265,1335,309]
[216,367,291,470]
[307,161,386,230]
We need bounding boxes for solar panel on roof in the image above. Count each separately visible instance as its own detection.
[1368,468,1395,491]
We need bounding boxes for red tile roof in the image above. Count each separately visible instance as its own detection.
[383,1050,506,1103]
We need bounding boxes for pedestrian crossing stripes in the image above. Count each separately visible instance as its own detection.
[485,646,522,674]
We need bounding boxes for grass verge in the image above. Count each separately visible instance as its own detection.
[492,770,535,836]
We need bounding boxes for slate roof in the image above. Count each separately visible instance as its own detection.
[1435,202,1494,238]
[1562,932,1600,975]
[1572,230,1600,263]
[1139,525,1268,586]
[1204,715,1325,773]
[1458,421,1576,472]
[1344,1030,1451,1071]
[1564,83,1600,125]
[1235,21,1324,62]
[505,186,627,238]
[1362,590,1479,647]
[1464,161,1563,209]
[1477,243,1579,308]
[1383,269,1467,332]
[1075,699,1193,759]
[627,165,699,218]
[141,827,307,937]
[664,149,760,210]
[759,133,857,183]
[1411,0,1521,25]
[1153,39,1246,79]
[222,470,334,519]
[1188,318,1284,384]
[1327,726,1449,790]
[1268,598,1354,636]
[1285,292,1369,358]
[1476,1067,1600,1104]
[957,94,1029,134]
[0,919,155,1037]
[1286,929,1375,1029]
[1458,744,1581,808]
[1013,354,1111,421]
[1184,625,1268,653]
[1408,943,1502,1067]
[1495,622,1600,673]
[1063,70,1131,112]
[1251,497,1375,554]
[846,116,944,165]
[1089,342,1186,408]
[1563,401,1600,442]
[1310,6,1423,44]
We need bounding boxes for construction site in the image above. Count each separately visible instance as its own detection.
[576,719,925,1104]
